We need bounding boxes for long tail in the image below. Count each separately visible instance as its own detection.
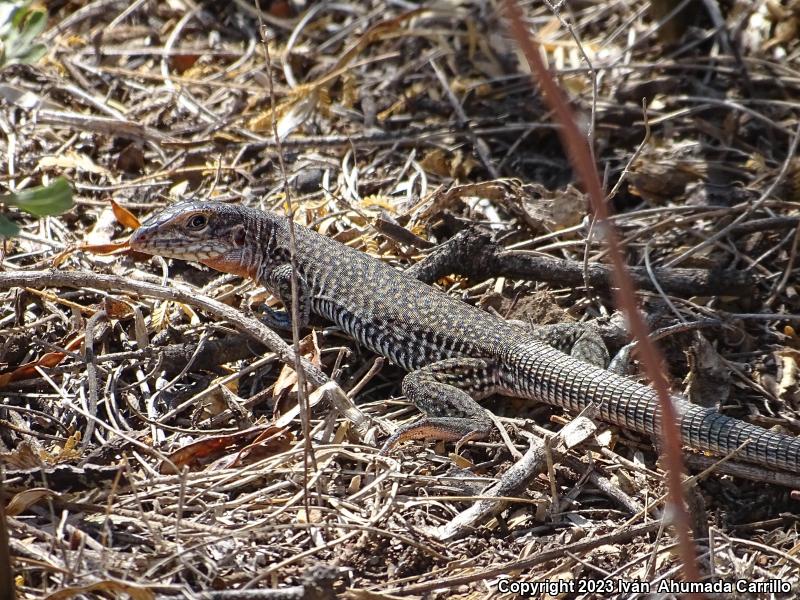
[677,401,800,471]
[510,340,800,472]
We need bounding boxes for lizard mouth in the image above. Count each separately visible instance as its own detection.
[129,226,227,262]
[130,226,252,278]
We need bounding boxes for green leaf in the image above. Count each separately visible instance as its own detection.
[0,3,47,67]
[15,42,45,63]
[0,178,74,217]
[0,213,20,238]
[14,8,45,48]
[10,2,28,29]
[22,7,45,35]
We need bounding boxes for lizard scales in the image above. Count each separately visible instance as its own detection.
[130,201,800,473]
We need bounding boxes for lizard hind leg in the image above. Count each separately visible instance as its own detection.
[523,322,610,368]
[379,357,500,454]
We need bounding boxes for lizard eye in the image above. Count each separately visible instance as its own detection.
[186,214,208,230]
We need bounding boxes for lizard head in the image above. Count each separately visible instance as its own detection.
[130,201,255,278]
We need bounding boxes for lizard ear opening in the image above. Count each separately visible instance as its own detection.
[232,225,246,248]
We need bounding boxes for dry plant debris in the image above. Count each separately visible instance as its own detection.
[3,0,800,597]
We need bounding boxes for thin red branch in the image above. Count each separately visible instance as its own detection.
[502,0,701,587]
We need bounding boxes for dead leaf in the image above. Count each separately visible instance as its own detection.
[111,199,141,229]
[420,149,477,180]
[79,240,132,255]
[0,333,85,387]
[764,16,798,50]
[159,425,293,474]
[297,507,324,523]
[6,488,56,516]
[56,431,82,462]
[562,416,597,449]
[38,150,111,177]
[103,297,134,320]
[0,441,43,469]
[213,426,294,469]
[419,179,584,234]
[195,385,234,421]
[273,334,322,403]
[52,201,136,265]
[347,474,361,494]
[52,240,132,267]
[116,143,145,174]
[515,183,586,232]
[269,0,294,18]
[151,301,171,331]
[594,429,614,448]
[613,470,636,496]
[169,53,200,73]
[360,195,397,213]
[275,378,331,428]
[449,453,475,469]
[276,89,320,139]
[774,349,800,405]
[420,149,451,178]
[177,302,200,325]
[44,580,154,600]
[169,179,190,198]
[334,421,350,445]
[628,153,706,206]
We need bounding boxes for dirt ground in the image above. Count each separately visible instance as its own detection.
[3,0,800,597]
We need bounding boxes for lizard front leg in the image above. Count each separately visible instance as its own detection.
[380,358,500,453]
[258,263,312,331]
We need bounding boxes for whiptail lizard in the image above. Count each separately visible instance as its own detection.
[130,201,800,473]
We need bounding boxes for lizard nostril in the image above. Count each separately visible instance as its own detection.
[129,228,146,247]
